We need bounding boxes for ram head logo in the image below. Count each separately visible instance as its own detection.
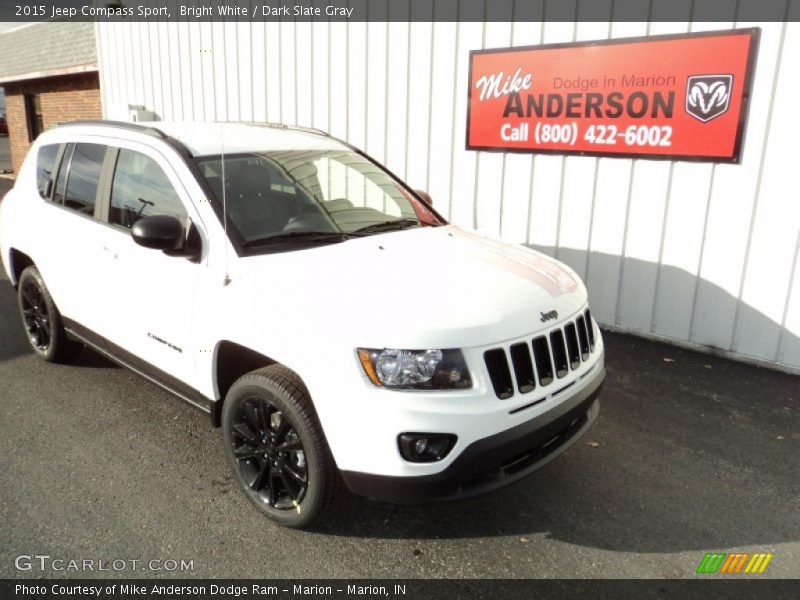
[685,75,733,123]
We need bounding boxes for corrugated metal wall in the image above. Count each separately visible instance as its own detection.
[96,3,800,373]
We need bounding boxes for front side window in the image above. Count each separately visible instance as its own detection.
[36,144,59,199]
[109,149,187,229]
[195,150,442,250]
[62,143,106,216]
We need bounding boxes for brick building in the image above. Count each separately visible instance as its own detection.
[0,22,100,174]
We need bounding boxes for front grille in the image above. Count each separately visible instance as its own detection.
[483,348,513,399]
[564,322,581,370]
[531,335,553,386]
[576,314,590,360]
[585,308,595,350]
[550,329,569,379]
[509,342,535,393]
[484,307,597,399]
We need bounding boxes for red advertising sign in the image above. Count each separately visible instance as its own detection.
[467,29,759,162]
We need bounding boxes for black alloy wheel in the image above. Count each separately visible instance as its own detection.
[16,266,80,363]
[221,365,340,528]
[230,397,308,510]
[20,277,51,352]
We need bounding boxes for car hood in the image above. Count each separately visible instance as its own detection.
[235,225,587,349]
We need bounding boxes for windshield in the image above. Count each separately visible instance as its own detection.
[194,150,443,249]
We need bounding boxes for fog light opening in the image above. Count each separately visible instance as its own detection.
[398,433,457,463]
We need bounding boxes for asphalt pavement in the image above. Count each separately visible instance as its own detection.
[0,176,797,579]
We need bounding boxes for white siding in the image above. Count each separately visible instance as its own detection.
[96,16,800,373]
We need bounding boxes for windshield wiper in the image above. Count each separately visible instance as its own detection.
[241,230,350,248]
[352,218,420,235]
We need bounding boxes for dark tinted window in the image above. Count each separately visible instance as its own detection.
[36,144,59,199]
[194,151,442,244]
[52,143,74,205]
[63,143,106,216]
[109,149,186,229]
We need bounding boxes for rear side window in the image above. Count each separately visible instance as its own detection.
[109,149,186,229]
[62,143,106,216]
[36,144,59,199]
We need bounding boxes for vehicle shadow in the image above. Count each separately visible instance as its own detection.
[69,345,118,368]
[0,277,31,362]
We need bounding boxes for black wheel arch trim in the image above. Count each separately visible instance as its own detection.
[8,248,35,288]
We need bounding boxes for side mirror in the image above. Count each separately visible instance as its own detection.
[415,190,434,207]
[132,215,186,251]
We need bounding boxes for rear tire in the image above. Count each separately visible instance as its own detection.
[17,266,81,363]
[221,365,340,528]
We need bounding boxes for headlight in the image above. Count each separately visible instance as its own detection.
[356,348,472,390]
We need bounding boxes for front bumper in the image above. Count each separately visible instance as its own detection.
[340,364,603,504]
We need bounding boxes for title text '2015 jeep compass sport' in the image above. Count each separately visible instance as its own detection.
[0,121,604,528]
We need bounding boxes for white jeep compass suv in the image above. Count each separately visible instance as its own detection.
[0,121,604,528]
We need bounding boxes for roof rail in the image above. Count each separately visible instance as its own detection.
[55,119,170,140]
[254,121,331,138]
[55,119,197,159]
[60,119,331,139]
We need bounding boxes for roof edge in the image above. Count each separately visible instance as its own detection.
[0,63,98,85]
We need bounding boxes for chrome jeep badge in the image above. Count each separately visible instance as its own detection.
[540,310,558,323]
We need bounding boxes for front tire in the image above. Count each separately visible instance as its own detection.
[221,365,340,528]
[17,266,80,363]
